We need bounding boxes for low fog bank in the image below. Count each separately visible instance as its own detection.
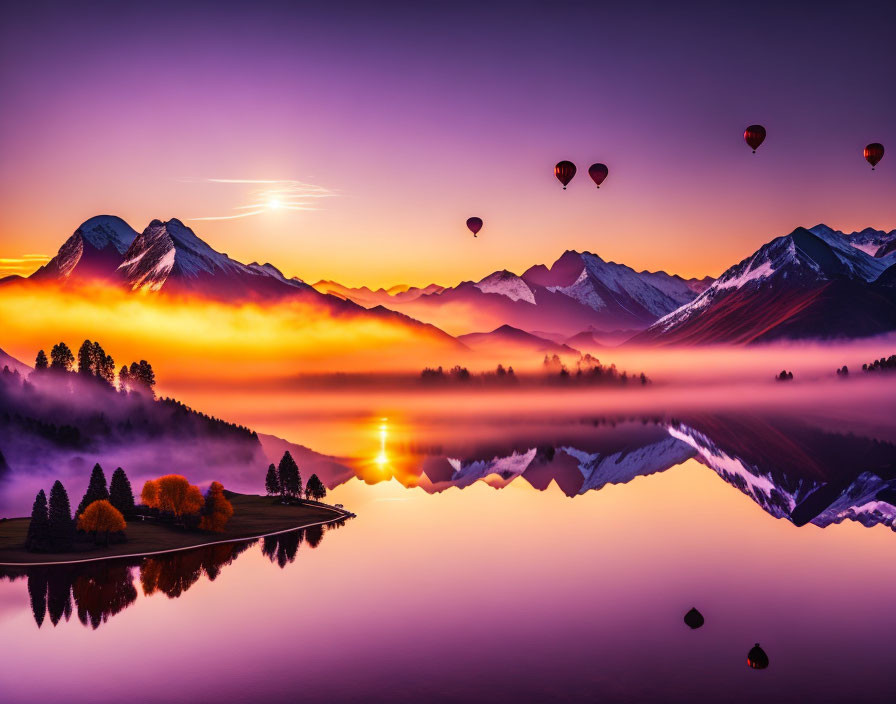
[0,369,340,516]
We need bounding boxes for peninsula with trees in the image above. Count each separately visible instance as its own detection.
[0,342,353,565]
[0,453,351,565]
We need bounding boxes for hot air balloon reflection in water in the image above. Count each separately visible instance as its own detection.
[466,217,483,237]
[744,125,766,153]
[554,160,576,189]
[683,607,704,629]
[588,163,609,188]
[864,143,884,170]
[747,643,769,669]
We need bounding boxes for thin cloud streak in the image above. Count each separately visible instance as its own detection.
[0,254,50,270]
[190,210,267,221]
[187,178,337,222]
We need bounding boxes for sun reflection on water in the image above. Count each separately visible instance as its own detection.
[375,417,389,468]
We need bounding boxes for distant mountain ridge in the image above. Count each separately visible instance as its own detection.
[457,325,580,356]
[314,250,714,338]
[8,216,895,345]
[634,224,896,345]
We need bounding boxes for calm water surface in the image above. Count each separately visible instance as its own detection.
[2,394,895,703]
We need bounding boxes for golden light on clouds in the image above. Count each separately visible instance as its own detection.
[0,283,463,382]
[0,254,50,273]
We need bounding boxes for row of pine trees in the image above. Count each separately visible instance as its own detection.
[27,464,136,552]
[265,451,327,502]
[33,340,156,396]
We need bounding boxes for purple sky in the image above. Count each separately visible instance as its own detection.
[1,0,894,286]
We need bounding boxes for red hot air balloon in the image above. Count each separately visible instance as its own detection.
[864,143,884,170]
[588,163,609,188]
[554,161,577,189]
[747,643,769,670]
[466,217,483,237]
[744,125,766,153]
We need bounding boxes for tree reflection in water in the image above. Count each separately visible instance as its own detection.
[1,520,345,631]
[140,541,254,598]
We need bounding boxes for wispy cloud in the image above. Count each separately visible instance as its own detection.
[186,178,337,221]
[0,254,50,271]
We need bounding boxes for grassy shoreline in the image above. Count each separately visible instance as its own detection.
[0,494,350,565]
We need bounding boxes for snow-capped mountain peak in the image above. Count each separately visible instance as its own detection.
[635,225,893,343]
[118,218,306,293]
[810,223,896,259]
[474,269,536,304]
[30,215,139,282]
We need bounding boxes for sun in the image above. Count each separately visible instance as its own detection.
[267,198,281,210]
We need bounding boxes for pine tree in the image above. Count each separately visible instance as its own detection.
[128,360,156,397]
[77,463,110,517]
[50,342,74,372]
[265,463,281,496]
[28,572,48,627]
[77,339,95,376]
[305,473,326,501]
[93,342,115,386]
[26,489,50,552]
[48,480,74,551]
[34,349,48,372]
[109,467,136,518]
[118,365,130,392]
[278,451,301,500]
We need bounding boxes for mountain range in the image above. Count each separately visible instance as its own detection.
[315,252,713,339]
[7,215,461,348]
[634,225,896,344]
[4,216,896,346]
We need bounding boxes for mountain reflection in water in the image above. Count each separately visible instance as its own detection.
[0,521,346,630]
[334,413,896,532]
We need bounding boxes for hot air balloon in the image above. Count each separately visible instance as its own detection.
[747,643,769,670]
[588,163,609,188]
[744,125,766,153]
[466,217,483,237]
[864,143,884,170]
[683,607,704,629]
[554,161,577,189]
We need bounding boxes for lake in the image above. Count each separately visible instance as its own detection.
[2,382,895,703]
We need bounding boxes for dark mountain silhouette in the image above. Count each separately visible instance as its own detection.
[0,348,30,376]
[457,325,579,356]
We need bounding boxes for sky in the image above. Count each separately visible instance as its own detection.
[0,0,894,288]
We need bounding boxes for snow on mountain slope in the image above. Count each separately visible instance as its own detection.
[562,435,696,493]
[669,422,896,531]
[474,270,536,304]
[522,250,703,321]
[810,224,896,258]
[637,226,896,343]
[447,448,538,487]
[668,424,817,519]
[30,215,138,282]
[117,218,318,298]
[307,250,710,337]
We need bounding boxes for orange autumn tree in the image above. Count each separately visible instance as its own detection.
[141,475,204,517]
[141,479,159,508]
[199,481,234,533]
[77,500,126,545]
